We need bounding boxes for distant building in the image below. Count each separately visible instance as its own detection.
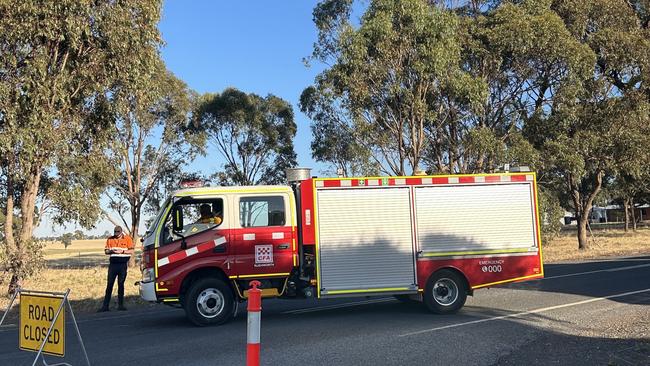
[562,204,650,225]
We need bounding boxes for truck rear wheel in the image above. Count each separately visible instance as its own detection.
[184,277,235,326]
[423,269,467,314]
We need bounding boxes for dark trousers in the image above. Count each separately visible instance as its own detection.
[102,262,127,308]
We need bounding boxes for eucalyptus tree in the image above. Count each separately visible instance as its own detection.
[0,0,164,293]
[104,63,203,266]
[194,88,297,185]
[303,0,484,175]
[524,0,650,249]
[300,86,380,177]
[425,0,593,174]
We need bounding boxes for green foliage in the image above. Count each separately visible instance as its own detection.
[300,86,381,177]
[528,0,650,248]
[0,0,165,292]
[0,239,45,283]
[305,0,591,175]
[193,88,297,185]
[433,0,593,173]
[538,188,564,245]
[306,0,484,175]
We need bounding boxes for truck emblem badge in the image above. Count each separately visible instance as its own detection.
[358,179,365,186]
[255,245,274,267]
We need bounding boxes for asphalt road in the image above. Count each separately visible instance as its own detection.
[1,256,649,366]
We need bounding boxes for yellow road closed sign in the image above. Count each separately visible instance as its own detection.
[19,294,65,357]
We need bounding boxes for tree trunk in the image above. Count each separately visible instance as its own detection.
[631,198,637,232]
[3,171,15,252]
[6,167,42,295]
[569,171,603,251]
[18,169,41,243]
[4,167,18,295]
[129,203,140,268]
[577,216,589,250]
[8,273,20,295]
[624,198,630,232]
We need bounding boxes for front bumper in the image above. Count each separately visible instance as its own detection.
[139,281,157,302]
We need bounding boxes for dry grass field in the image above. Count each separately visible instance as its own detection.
[44,239,143,268]
[43,239,108,267]
[543,228,650,262]
[0,230,648,316]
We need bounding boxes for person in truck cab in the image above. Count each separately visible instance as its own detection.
[197,203,222,225]
[98,226,134,312]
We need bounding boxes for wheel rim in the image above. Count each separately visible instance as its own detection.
[432,278,458,306]
[196,287,225,318]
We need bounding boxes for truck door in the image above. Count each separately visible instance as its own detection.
[156,196,232,286]
[233,194,295,277]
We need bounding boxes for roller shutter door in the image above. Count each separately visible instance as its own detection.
[316,187,417,295]
[415,183,538,254]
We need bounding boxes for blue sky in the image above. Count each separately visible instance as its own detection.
[35,0,335,237]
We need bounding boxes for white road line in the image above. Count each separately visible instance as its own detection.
[605,263,650,272]
[399,287,650,337]
[540,263,650,281]
[283,298,396,314]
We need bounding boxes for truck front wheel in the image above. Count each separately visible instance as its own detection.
[423,269,467,314]
[184,277,235,326]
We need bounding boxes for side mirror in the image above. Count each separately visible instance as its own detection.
[172,206,184,233]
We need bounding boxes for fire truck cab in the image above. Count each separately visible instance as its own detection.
[139,169,544,326]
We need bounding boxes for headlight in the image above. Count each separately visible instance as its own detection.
[142,268,155,283]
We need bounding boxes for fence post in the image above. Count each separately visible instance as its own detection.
[246,280,262,366]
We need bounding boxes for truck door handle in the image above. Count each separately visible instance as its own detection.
[213,244,227,253]
[277,244,289,250]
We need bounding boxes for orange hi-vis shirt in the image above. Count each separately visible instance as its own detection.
[105,234,134,263]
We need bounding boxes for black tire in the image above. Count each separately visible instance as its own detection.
[423,269,467,314]
[184,277,235,326]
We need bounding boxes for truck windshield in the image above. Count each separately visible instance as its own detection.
[143,197,171,246]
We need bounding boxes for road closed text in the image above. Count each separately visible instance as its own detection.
[19,294,65,356]
[24,305,60,343]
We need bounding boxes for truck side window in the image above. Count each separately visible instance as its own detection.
[239,196,285,227]
[162,198,224,245]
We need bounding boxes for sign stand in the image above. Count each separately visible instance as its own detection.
[0,288,91,366]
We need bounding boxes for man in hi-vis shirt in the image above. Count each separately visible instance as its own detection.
[98,226,134,312]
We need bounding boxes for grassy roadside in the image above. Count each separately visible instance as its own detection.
[543,228,650,262]
[1,239,150,319]
[0,267,151,321]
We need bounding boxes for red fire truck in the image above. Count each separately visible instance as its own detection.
[139,169,544,326]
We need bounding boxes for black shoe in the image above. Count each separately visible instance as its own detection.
[97,307,109,313]
[117,306,127,311]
